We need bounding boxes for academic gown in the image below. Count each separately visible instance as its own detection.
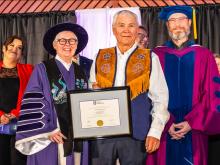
[15,59,88,165]
[146,41,220,165]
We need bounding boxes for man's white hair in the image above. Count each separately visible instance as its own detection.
[112,10,139,27]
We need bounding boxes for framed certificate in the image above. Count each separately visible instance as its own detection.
[68,86,132,139]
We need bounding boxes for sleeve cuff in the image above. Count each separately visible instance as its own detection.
[10,109,19,118]
[147,127,163,140]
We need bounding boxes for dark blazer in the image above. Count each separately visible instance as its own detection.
[79,55,93,79]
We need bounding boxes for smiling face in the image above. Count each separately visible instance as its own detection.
[137,27,149,48]
[53,31,78,63]
[112,12,138,49]
[166,13,191,41]
[3,38,23,63]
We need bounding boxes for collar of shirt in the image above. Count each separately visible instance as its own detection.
[114,43,138,86]
[116,42,138,57]
[55,55,72,71]
[165,40,195,49]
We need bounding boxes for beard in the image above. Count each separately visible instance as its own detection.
[168,28,190,41]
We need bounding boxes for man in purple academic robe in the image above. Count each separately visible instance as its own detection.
[146,5,220,165]
[15,23,89,165]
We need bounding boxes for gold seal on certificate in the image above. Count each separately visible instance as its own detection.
[97,120,104,127]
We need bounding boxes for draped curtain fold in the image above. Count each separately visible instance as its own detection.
[196,4,220,54]
[0,12,76,64]
[140,4,220,54]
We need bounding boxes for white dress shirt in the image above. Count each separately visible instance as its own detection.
[89,44,170,139]
[55,55,72,71]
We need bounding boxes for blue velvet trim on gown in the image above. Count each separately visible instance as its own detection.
[17,121,44,132]
[165,52,195,165]
[19,112,44,121]
[21,102,44,110]
[213,76,220,84]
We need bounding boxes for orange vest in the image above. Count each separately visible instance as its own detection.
[96,47,151,100]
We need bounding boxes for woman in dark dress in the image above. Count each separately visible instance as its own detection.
[0,36,33,165]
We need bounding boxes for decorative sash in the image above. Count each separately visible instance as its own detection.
[44,58,87,156]
[96,47,151,99]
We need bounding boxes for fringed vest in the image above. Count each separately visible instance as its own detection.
[96,47,152,140]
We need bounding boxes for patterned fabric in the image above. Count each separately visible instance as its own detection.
[96,47,151,100]
[51,77,67,104]
[16,91,46,133]
[75,78,87,89]
[0,67,18,78]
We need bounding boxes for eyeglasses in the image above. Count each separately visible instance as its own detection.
[138,33,148,40]
[56,38,78,45]
[168,17,188,24]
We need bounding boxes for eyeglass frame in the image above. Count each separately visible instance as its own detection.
[167,17,189,24]
[137,32,148,41]
[55,38,78,46]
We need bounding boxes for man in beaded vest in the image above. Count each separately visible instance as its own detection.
[89,10,170,165]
